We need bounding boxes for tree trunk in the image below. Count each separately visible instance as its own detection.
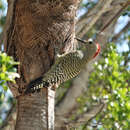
[3,0,80,129]
[15,90,48,130]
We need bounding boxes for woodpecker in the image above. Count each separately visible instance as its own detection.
[24,38,100,94]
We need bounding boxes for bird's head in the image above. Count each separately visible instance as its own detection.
[76,38,100,60]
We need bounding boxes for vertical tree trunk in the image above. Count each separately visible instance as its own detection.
[15,90,48,130]
[3,0,80,129]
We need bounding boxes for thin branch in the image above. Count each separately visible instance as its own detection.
[99,1,130,34]
[80,103,105,125]
[63,103,105,128]
[112,21,130,42]
[76,0,105,35]
[0,32,3,49]
[124,52,130,67]
[77,0,113,37]
[111,0,130,6]
[0,103,16,129]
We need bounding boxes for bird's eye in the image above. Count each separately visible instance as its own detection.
[88,38,93,44]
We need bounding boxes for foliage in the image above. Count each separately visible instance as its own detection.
[0,51,19,126]
[80,0,97,9]
[0,0,5,28]
[0,52,19,95]
[77,43,130,129]
[0,52,19,125]
[122,6,130,17]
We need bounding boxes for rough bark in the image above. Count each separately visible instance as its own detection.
[15,90,48,130]
[3,0,80,129]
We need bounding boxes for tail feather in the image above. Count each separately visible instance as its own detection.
[24,77,49,94]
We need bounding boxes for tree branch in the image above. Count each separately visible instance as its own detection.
[99,0,130,34]
[0,32,3,48]
[0,104,16,130]
[62,103,105,129]
[77,0,113,37]
[112,21,130,42]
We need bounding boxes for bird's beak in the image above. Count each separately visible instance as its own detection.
[75,37,89,44]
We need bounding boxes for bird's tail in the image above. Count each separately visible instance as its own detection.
[24,77,49,94]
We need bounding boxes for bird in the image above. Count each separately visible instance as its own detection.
[24,38,100,94]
